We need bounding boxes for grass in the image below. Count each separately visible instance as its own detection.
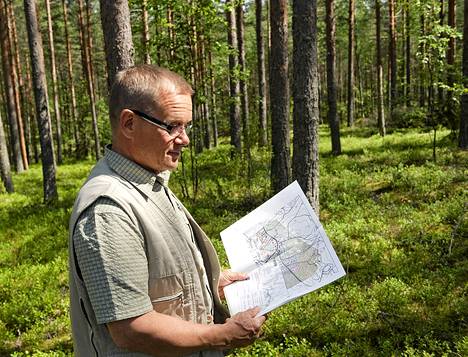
[0,126,466,356]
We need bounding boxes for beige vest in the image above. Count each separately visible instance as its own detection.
[68,158,228,356]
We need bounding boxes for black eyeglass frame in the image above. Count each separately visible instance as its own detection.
[130,109,192,137]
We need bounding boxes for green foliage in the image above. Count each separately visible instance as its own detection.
[0,128,466,355]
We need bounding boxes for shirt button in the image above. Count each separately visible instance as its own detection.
[207,314,213,323]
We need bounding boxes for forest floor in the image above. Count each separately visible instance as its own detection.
[0,126,467,356]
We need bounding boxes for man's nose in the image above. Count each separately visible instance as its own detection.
[175,129,190,146]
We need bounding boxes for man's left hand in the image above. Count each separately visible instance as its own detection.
[218,270,248,299]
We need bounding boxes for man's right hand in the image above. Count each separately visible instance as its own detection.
[219,306,266,348]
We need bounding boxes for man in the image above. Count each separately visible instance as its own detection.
[69,64,265,356]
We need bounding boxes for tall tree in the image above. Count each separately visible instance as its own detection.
[236,2,251,163]
[45,0,63,164]
[376,0,386,136]
[6,2,28,171]
[325,0,341,155]
[459,0,468,149]
[405,1,411,106]
[255,0,268,147]
[100,0,135,89]
[447,0,456,129]
[388,0,397,110]
[225,0,241,154]
[0,0,24,172]
[78,0,100,159]
[270,0,290,192]
[347,0,355,127]
[0,110,14,193]
[62,0,79,155]
[24,0,58,203]
[292,0,320,212]
[141,0,151,64]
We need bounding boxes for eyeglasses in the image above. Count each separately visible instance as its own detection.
[130,109,192,137]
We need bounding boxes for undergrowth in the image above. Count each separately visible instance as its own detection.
[0,127,466,356]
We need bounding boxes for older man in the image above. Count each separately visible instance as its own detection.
[69,65,265,356]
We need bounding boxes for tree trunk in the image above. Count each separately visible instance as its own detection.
[256,0,268,147]
[419,14,426,107]
[347,0,355,127]
[208,46,218,147]
[388,0,397,111]
[447,0,456,129]
[325,0,341,155]
[45,0,63,164]
[0,110,14,193]
[0,1,24,172]
[459,0,468,149]
[24,0,58,203]
[62,0,79,156]
[292,0,320,212]
[236,2,250,164]
[225,0,242,154]
[376,0,386,136]
[142,0,151,64]
[100,0,135,89]
[405,2,411,106]
[270,0,290,192]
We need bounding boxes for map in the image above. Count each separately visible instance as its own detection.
[221,181,345,316]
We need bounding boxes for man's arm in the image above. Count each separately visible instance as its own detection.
[108,307,265,357]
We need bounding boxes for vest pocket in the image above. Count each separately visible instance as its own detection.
[149,273,185,318]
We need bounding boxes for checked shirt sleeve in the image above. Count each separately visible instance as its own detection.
[73,197,153,324]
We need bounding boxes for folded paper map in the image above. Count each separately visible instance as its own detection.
[221,181,346,316]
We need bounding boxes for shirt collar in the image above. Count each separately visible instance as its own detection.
[104,145,171,195]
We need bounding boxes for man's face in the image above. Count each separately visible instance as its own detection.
[131,92,192,173]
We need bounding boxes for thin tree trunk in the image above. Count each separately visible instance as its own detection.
[376,0,386,136]
[447,0,456,129]
[270,0,290,192]
[100,0,135,89]
[459,0,468,149]
[142,0,151,64]
[24,0,58,203]
[292,0,320,212]
[236,2,250,165]
[208,45,218,147]
[388,0,397,111]
[45,0,63,164]
[6,1,28,170]
[79,0,100,159]
[325,0,341,155]
[406,2,411,106]
[0,1,23,172]
[256,0,268,147]
[226,0,242,154]
[0,110,14,193]
[419,14,426,107]
[62,0,79,156]
[347,0,355,127]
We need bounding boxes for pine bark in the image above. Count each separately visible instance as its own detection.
[459,0,468,149]
[0,110,14,193]
[292,0,320,212]
[45,0,63,164]
[447,0,456,129]
[376,0,386,136]
[226,0,242,154]
[405,3,411,106]
[270,0,290,192]
[99,0,135,89]
[24,0,58,203]
[0,1,24,172]
[255,0,268,147]
[325,0,341,155]
[347,0,355,127]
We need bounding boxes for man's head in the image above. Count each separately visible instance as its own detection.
[109,65,193,173]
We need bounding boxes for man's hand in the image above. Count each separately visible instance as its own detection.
[218,269,248,299]
[220,306,266,348]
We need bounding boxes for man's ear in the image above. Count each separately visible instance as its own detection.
[119,109,135,140]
